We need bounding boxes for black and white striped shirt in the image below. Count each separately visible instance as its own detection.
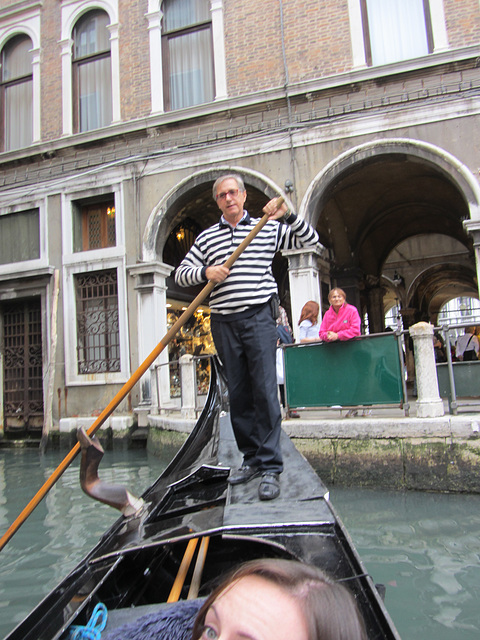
[175,211,319,316]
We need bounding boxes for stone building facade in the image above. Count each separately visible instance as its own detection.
[0,0,480,435]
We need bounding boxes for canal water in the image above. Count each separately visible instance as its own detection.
[0,447,479,640]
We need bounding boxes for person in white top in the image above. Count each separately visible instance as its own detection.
[297,300,320,343]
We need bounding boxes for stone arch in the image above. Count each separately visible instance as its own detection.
[142,166,293,262]
[0,27,37,51]
[61,1,118,38]
[299,138,480,333]
[408,262,478,323]
[300,137,480,226]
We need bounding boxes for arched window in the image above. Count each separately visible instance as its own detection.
[162,0,214,111]
[72,9,112,132]
[1,34,33,151]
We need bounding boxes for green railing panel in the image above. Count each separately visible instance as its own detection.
[284,334,404,408]
[436,361,480,398]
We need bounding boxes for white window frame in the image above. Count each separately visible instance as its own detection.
[0,10,41,145]
[62,183,129,385]
[60,0,120,136]
[146,0,227,115]
[348,0,448,69]
[0,196,48,276]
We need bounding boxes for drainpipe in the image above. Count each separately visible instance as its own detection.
[279,0,297,210]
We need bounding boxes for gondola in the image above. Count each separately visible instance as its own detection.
[5,356,401,640]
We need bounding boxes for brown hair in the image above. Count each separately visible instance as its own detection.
[298,300,320,325]
[191,558,367,640]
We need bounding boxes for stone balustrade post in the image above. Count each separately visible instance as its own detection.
[180,354,196,419]
[409,322,444,417]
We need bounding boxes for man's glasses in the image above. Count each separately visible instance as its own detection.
[216,188,240,201]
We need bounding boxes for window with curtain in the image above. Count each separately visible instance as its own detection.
[73,9,112,132]
[0,209,40,264]
[0,34,33,151]
[162,0,214,111]
[361,0,433,66]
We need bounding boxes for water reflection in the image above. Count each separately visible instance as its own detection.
[330,488,480,640]
[0,448,169,638]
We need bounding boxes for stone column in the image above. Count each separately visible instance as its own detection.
[107,22,121,124]
[128,261,173,424]
[331,266,363,314]
[463,220,480,300]
[60,38,73,135]
[282,246,327,341]
[409,322,444,417]
[364,279,385,333]
[31,47,41,142]
[180,354,196,419]
[401,307,417,382]
[146,1,164,114]
[211,0,228,100]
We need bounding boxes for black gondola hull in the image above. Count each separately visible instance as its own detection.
[6,358,400,640]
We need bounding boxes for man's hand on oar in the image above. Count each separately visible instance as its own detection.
[263,196,289,220]
[206,264,230,283]
[206,196,287,285]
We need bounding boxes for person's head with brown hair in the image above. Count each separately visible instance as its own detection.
[298,300,320,326]
[192,558,367,640]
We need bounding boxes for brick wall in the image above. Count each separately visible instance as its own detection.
[443,0,480,48]
[223,0,352,97]
[41,2,62,139]
[119,0,152,120]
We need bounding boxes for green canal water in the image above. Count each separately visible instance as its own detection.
[0,448,479,639]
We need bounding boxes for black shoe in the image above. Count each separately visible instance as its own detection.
[258,472,280,501]
[228,465,261,485]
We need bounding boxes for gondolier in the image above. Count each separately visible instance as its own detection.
[175,173,319,500]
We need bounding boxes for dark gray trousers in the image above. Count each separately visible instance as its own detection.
[211,303,283,473]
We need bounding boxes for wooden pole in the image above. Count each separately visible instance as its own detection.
[187,535,210,599]
[0,199,284,552]
[167,538,199,602]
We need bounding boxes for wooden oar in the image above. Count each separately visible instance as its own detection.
[0,197,285,552]
[187,535,210,599]
[167,538,199,602]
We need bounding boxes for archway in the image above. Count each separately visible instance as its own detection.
[141,168,295,403]
[301,138,480,333]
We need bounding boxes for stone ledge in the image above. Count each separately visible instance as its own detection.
[295,436,480,493]
[282,415,480,439]
[59,416,135,433]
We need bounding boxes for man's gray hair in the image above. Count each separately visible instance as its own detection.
[212,174,246,200]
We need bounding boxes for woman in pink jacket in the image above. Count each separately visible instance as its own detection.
[319,288,361,342]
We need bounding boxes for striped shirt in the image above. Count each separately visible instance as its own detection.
[175,211,319,315]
